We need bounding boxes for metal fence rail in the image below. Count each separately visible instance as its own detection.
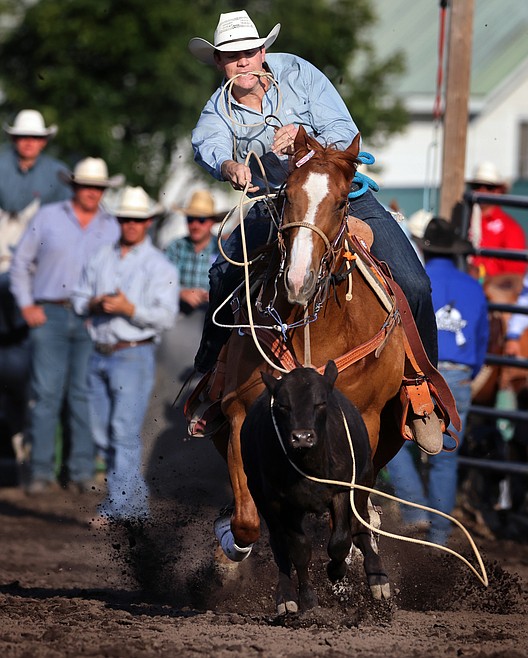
[459,190,528,479]
[458,456,528,476]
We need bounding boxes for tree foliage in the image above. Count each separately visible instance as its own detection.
[0,0,407,192]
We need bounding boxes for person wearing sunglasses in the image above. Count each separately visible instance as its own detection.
[165,190,223,315]
[467,161,527,281]
[72,186,178,526]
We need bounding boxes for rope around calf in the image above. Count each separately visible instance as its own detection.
[269,399,489,588]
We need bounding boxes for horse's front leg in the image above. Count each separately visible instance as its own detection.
[327,491,353,582]
[219,397,260,555]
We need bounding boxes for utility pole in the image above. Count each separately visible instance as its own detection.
[439,0,475,220]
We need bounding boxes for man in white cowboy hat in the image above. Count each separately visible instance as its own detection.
[387,217,489,545]
[165,189,223,314]
[466,161,527,280]
[0,109,71,216]
[188,11,440,452]
[10,157,124,495]
[72,186,178,525]
[0,111,72,457]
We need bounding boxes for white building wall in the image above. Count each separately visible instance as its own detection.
[368,70,528,189]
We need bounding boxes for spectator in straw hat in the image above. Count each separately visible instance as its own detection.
[10,157,123,495]
[165,190,223,314]
[72,186,178,524]
[387,217,489,545]
[466,161,526,280]
[0,109,72,216]
[162,189,223,384]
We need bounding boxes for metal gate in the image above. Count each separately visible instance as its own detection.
[457,189,528,476]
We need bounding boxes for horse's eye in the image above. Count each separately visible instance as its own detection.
[337,199,347,211]
[315,403,326,412]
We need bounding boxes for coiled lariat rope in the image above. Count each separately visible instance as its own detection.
[212,149,292,374]
[270,398,489,588]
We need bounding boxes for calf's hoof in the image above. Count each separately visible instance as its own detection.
[276,599,298,615]
[214,515,253,562]
[368,575,391,600]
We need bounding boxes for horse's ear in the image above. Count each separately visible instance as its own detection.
[323,360,338,387]
[346,133,361,160]
[294,125,307,146]
[261,370,279,395]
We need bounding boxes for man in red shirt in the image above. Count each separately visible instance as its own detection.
[467,161,527,280]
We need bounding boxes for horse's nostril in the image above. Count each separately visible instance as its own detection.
[305,270,316,290]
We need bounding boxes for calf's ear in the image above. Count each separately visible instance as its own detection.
[324,360,338,387]
[261,370,279,395]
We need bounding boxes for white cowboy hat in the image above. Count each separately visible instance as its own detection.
[3,109,58,138]
[406,209,433,240]
[173,189,224,221]
[59,157,125,188]
[112,186,164,219]
[467,161,505,187]
[189,10,281,66]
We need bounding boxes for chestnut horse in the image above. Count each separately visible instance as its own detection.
[209,127,411,599]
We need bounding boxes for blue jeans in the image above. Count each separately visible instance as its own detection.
[386,366,472,545]
[28,303,94,483]
[88,344,155,520]
[195,190,437,372]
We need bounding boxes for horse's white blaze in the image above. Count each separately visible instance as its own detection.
[288,172,329,294]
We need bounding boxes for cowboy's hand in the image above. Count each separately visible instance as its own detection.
[100,290,135,317]
[181,288,209,309]
[272,124,299,156]
[21,304,47,327]
[221,160,259,193]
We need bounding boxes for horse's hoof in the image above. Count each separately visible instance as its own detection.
[277,600,298,615]
[214,515,253,562]
[370,582,391,600]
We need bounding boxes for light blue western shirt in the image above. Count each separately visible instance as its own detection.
[191,52,359,188]
[10,200,120,309]
[72,236,179,344]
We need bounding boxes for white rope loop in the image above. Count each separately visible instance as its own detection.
[212,149,291,373]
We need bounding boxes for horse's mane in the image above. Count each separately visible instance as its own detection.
[292,131,359,182]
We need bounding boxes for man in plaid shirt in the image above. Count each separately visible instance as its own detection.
[165,190,222,314]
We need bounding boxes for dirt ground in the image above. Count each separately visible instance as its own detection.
[1,335,528,658]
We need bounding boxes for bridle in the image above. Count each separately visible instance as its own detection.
[277,193,350,309]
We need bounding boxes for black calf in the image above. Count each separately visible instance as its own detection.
[241,361,387,615]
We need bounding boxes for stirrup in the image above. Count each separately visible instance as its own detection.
[184,368,227,439]
[188,398,227,439]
